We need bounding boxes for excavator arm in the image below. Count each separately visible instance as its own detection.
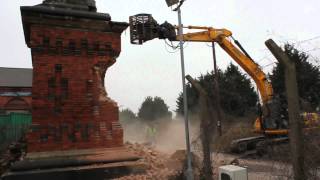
[175,26,275,133]
[176,27,273,104]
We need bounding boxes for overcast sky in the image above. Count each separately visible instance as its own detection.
[1,0,320,114]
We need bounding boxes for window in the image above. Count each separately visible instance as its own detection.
[48,78,56,88]
[43,37,50,47]
[56,38,63,47]
[105,43,112,51]
[82,124,89,141]
[61,78,69,99]
[40,134,48,143]
[86,79,93,94]
[93,41,100,51]
[55,64,62,73]
[69,40,76,51]
[54,106,62,114]
[48,78,56,100]
[81,39,88,49]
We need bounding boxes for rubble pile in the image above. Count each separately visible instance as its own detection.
[0,149,10,175]
[115,142,182,180]
[0,142,25,175]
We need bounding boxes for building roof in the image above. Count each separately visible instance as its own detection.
[42,0,97,12]
[0,67,32,87]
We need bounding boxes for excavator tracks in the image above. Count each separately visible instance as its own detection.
[230,136,289,155]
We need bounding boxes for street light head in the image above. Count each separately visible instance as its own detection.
[165,0,179,7]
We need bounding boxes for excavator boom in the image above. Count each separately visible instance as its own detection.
[177,28,273,104]
[175,26,278,133]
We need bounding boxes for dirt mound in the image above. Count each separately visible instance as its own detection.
[114,142,180,180]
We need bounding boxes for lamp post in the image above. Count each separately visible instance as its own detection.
[165,0,193,179]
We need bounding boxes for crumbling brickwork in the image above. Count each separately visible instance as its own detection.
[21,3,128,152]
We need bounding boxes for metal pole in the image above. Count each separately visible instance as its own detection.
[177,7,194,180]
[212,42,222,136]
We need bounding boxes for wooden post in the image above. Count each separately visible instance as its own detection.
[265,39,305,180]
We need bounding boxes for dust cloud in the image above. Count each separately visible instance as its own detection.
[120,117,200,154]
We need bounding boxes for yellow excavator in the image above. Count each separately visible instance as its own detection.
[129,14,319,153]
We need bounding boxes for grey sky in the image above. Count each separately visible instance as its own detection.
[1,0,320,114]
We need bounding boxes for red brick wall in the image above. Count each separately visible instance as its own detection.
[26,25,124,152]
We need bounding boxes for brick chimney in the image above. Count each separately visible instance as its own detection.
[20,0,128,152]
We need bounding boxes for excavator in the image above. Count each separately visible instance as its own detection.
[128,14,319,153]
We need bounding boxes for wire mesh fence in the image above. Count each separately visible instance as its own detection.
[187,112,320,180]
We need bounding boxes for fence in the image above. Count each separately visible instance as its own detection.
[0,113,32,152]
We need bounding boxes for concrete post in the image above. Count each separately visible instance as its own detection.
[186,75,214,180]
[265,39,305,180]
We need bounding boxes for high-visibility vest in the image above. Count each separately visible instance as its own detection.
[146,126,157,136]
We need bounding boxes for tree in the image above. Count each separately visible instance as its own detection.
[221,64,258,116]
[119,108,136,122]
[176,63,258,117]
[270,43,320,111]
[138,96,172,121]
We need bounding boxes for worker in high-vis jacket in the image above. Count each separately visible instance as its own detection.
[145,123,157,146]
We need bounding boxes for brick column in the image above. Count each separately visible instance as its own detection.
[21,2,128,153]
